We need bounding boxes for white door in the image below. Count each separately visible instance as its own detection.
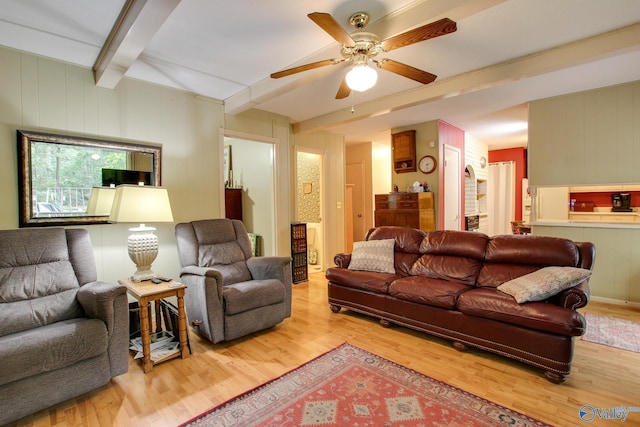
[346,162,366,243]
[444,145,461,230]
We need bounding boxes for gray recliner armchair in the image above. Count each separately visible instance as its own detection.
[175,219,292,343]
[0,228,128,425]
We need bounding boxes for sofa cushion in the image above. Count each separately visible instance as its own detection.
[0,228,82,302]
[0,227,84,337]
[456,288,587,336]
[409,230,486,286]
[223,279,285,315]
[419,230,488,259]
[0,318,108,386]
[497,266,592,303]
[199,243,252,285]
[410,255,482,287]
[477,235,581,288]
[191,219,253,285]
[348,239,395,274]
[0,289,83,337]
[367,226,426,254]
[389,276,472,309]
[367,226,425,275]
[326,268,397,294]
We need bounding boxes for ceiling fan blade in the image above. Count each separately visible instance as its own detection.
[270,59,338,79]
[381,18,456,52]
[308,12,355,47]
[335,77,351,99]
[376,59,437,84]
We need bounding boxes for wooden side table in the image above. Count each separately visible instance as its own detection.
[119,279,189,373]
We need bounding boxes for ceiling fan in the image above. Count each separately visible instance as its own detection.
[270,12,457,99]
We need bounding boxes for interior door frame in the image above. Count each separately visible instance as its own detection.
[220,128,279,254]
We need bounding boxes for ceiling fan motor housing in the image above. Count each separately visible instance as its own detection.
[349,12,369,30]
[341,32,383,62]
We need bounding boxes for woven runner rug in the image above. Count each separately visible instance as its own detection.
[180,343,549,427]
[582,313,640,353]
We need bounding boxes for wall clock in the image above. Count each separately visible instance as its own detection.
[418,155,437,174]
[480,156,487,168]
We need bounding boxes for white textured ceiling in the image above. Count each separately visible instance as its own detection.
[1,0,640,149]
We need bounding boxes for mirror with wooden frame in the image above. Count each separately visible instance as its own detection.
[18,130,161,227]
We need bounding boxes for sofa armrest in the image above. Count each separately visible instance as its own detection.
[179,266,226,343]
[77,281,128,376]
[247,257,293,317]
[550,280,590,309]
[334,253,352,268]
[247,256,292,282]
[179,265,224,301]
[77,281,126,335]
[180,265,223,280]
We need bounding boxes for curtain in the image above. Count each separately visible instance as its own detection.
[488,161,515,235]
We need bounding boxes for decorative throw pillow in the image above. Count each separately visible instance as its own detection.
[498,266,592,303]
[348,239,396,274]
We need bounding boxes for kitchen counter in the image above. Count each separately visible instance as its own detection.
[533,219,640,229]
[568,211,639,224]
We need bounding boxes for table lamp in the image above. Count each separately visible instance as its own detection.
[109,184,174,281]
[86,187,116,216]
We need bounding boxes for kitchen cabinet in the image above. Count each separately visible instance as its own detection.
[536,187,569,220]
[374,192,435,231]
[391,130,416,173]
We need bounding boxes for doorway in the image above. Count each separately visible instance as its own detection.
[346,161,366,243]
[488,161,516,235]
[223,133,277,256]
[295,149,325,272]
[443,145,462,230]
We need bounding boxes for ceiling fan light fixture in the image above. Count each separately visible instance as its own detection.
[345,63,377,92]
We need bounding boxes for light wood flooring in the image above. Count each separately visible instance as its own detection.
[9,272,640,427]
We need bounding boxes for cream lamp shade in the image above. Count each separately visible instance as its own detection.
[86,187,116,216]
[109,185,174,282]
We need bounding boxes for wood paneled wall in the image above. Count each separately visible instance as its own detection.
[529,80,640,303]
[529,81,640,186]
[535,225,640,302]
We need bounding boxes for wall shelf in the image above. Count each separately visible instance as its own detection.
[392,130,416,173]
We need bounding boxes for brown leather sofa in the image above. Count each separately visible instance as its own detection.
[326,226,595,382]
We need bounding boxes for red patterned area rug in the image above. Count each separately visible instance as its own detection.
[180,343,550,427]
[582,313,640,353]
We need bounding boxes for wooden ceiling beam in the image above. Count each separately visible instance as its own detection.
[93,0,181,89]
